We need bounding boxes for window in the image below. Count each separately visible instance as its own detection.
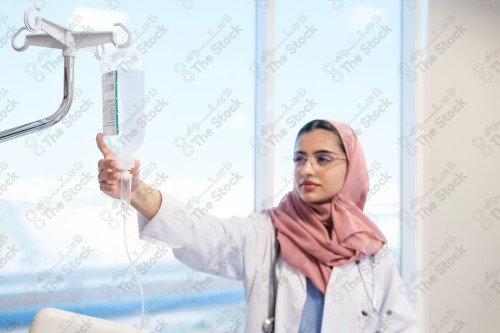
[268,1,403,263]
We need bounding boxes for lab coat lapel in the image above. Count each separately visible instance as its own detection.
[273,256,307,333]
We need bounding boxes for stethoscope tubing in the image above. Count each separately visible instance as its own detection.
[356,254,392,318]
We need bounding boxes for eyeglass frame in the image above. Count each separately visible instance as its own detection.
[293,150,348,172]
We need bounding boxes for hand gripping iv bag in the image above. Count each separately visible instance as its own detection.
[102,51,145,177]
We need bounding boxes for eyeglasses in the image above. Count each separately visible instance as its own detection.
[293,152,347,172]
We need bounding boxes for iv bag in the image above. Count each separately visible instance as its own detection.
[101,51,145,170]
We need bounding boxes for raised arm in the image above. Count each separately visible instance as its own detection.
[137,192,275,281]
[96,132,275,281]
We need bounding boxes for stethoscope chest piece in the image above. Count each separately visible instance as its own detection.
[263,317,274,333]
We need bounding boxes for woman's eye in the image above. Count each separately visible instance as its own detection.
[317,154,334,164]
[293,155,306,163]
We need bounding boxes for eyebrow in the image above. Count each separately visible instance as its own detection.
[294,149,336,155]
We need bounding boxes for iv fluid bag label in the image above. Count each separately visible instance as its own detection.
[102,71,119,136]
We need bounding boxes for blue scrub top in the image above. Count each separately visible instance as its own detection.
[298,278,324,332]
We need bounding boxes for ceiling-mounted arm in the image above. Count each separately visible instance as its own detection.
[0,56,74,143]
[0,5,132,143]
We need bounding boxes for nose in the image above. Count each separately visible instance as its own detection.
[300,158,315,175]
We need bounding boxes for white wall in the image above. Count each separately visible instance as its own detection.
[403,1,500,331]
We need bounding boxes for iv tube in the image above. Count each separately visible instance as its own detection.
[120,170,145,325]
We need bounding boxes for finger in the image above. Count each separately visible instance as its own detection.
[100,182,117,193]
[98,158,118,171]
[131,160,141,175]
[96,133,114,159]
[98,170,120,182]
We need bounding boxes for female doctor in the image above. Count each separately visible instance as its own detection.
[96,119,418,332]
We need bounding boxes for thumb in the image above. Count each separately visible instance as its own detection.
[96,132,114,159]
[131,159,141,175]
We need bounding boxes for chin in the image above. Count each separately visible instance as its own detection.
[299,192,326,203]
[299,190,338,204]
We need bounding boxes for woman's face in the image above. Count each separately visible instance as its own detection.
[294,129,348,203]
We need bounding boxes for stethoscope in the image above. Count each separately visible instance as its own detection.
[262,254,393,333]
[356,254,393,319]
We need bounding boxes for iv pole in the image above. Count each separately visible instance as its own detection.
[0,5,131,143]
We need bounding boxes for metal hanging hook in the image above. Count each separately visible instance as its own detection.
[113,22,132,48]
[11,27,29,51]
[94,44,106,60]
[24,5,42,32]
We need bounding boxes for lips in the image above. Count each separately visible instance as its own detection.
[301,180,319,191]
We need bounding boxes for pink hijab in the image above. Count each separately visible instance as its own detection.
[267,120,387,294]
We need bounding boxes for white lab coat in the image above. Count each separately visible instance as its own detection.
[138,193,418,333]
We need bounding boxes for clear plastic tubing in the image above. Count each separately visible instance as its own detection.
[120,170,145,325]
